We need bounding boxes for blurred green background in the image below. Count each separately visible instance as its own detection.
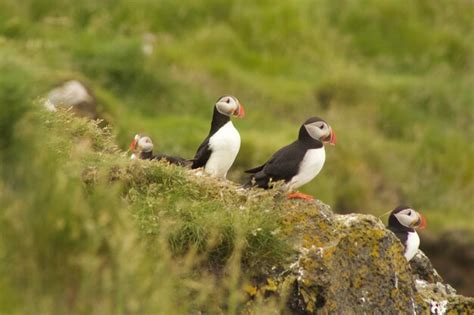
[0,0,473,308]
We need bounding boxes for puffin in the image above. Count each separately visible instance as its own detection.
[129,134,191,166]
[191,95,245,178]
[387,205,427,261]
[245,117,336,200]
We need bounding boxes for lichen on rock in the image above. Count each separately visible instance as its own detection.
[245,200,474,314]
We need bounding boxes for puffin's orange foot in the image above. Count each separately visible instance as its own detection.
[287,192,314,201]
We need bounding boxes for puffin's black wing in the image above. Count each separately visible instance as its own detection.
[388,227,408,248]
[246,141,307,189]
[245,163,266,174]
[191,137,212,169]
[155,153,192,167]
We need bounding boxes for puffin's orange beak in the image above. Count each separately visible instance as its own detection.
[234,103,245,118]
[129,137,138,151]
[417,212,427,230]
[324,128,336,145]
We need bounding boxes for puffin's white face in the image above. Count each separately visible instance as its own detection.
[137,136,153,152]
[129,134,153,153]
[393,208,426,229]
[215,95,245,118]
[304,121,336,145]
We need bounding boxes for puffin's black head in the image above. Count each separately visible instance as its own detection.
[388,205,427,231]
[298,117,336,144]
[129,134,154,153]
[215,95,245,118]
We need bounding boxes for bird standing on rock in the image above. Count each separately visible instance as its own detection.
[245,117,336,200]
[129,134,190,166]
[387,205,426,261]
[191,95,245,178]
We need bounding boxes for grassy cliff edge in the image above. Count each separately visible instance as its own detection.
[1,108,472,313]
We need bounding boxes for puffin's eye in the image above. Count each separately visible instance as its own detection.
[226,98,231,104]
[319,124,324,130]
[408,210,412,216]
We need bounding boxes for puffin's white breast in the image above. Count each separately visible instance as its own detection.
[288,147,326,190]
[205,121,241,178]
[405,231,420,261]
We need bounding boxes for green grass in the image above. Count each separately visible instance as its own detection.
[1,103,291,313]
[1,0,472,222]
[1,0,472,229]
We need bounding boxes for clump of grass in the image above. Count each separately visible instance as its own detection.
[117,158,291,273]
[0,103,290,314]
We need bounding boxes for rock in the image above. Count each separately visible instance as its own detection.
[44,80,97,119]
[245,200,474,313]
[410,250,444,284]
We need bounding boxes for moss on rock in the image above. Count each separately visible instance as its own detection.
[245,201,473,314]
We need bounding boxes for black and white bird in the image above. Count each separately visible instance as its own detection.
[245,117,336,200]
[387,206,426,261]
[191,95,245,178]
[129,134,191,166]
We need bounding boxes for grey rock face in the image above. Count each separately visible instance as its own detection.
[245,201,474,314]
[44,80,97,119]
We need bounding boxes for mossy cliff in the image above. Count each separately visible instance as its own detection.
[244,202,474,314]
[103,160,474,313]
[1,110,472,314]
[82,115,472,314]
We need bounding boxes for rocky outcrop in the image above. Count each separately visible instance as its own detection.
[245,200,474,314]
[44,80,97,119]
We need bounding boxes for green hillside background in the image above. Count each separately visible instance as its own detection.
[2,0,472,230]
[0,0,473,312]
